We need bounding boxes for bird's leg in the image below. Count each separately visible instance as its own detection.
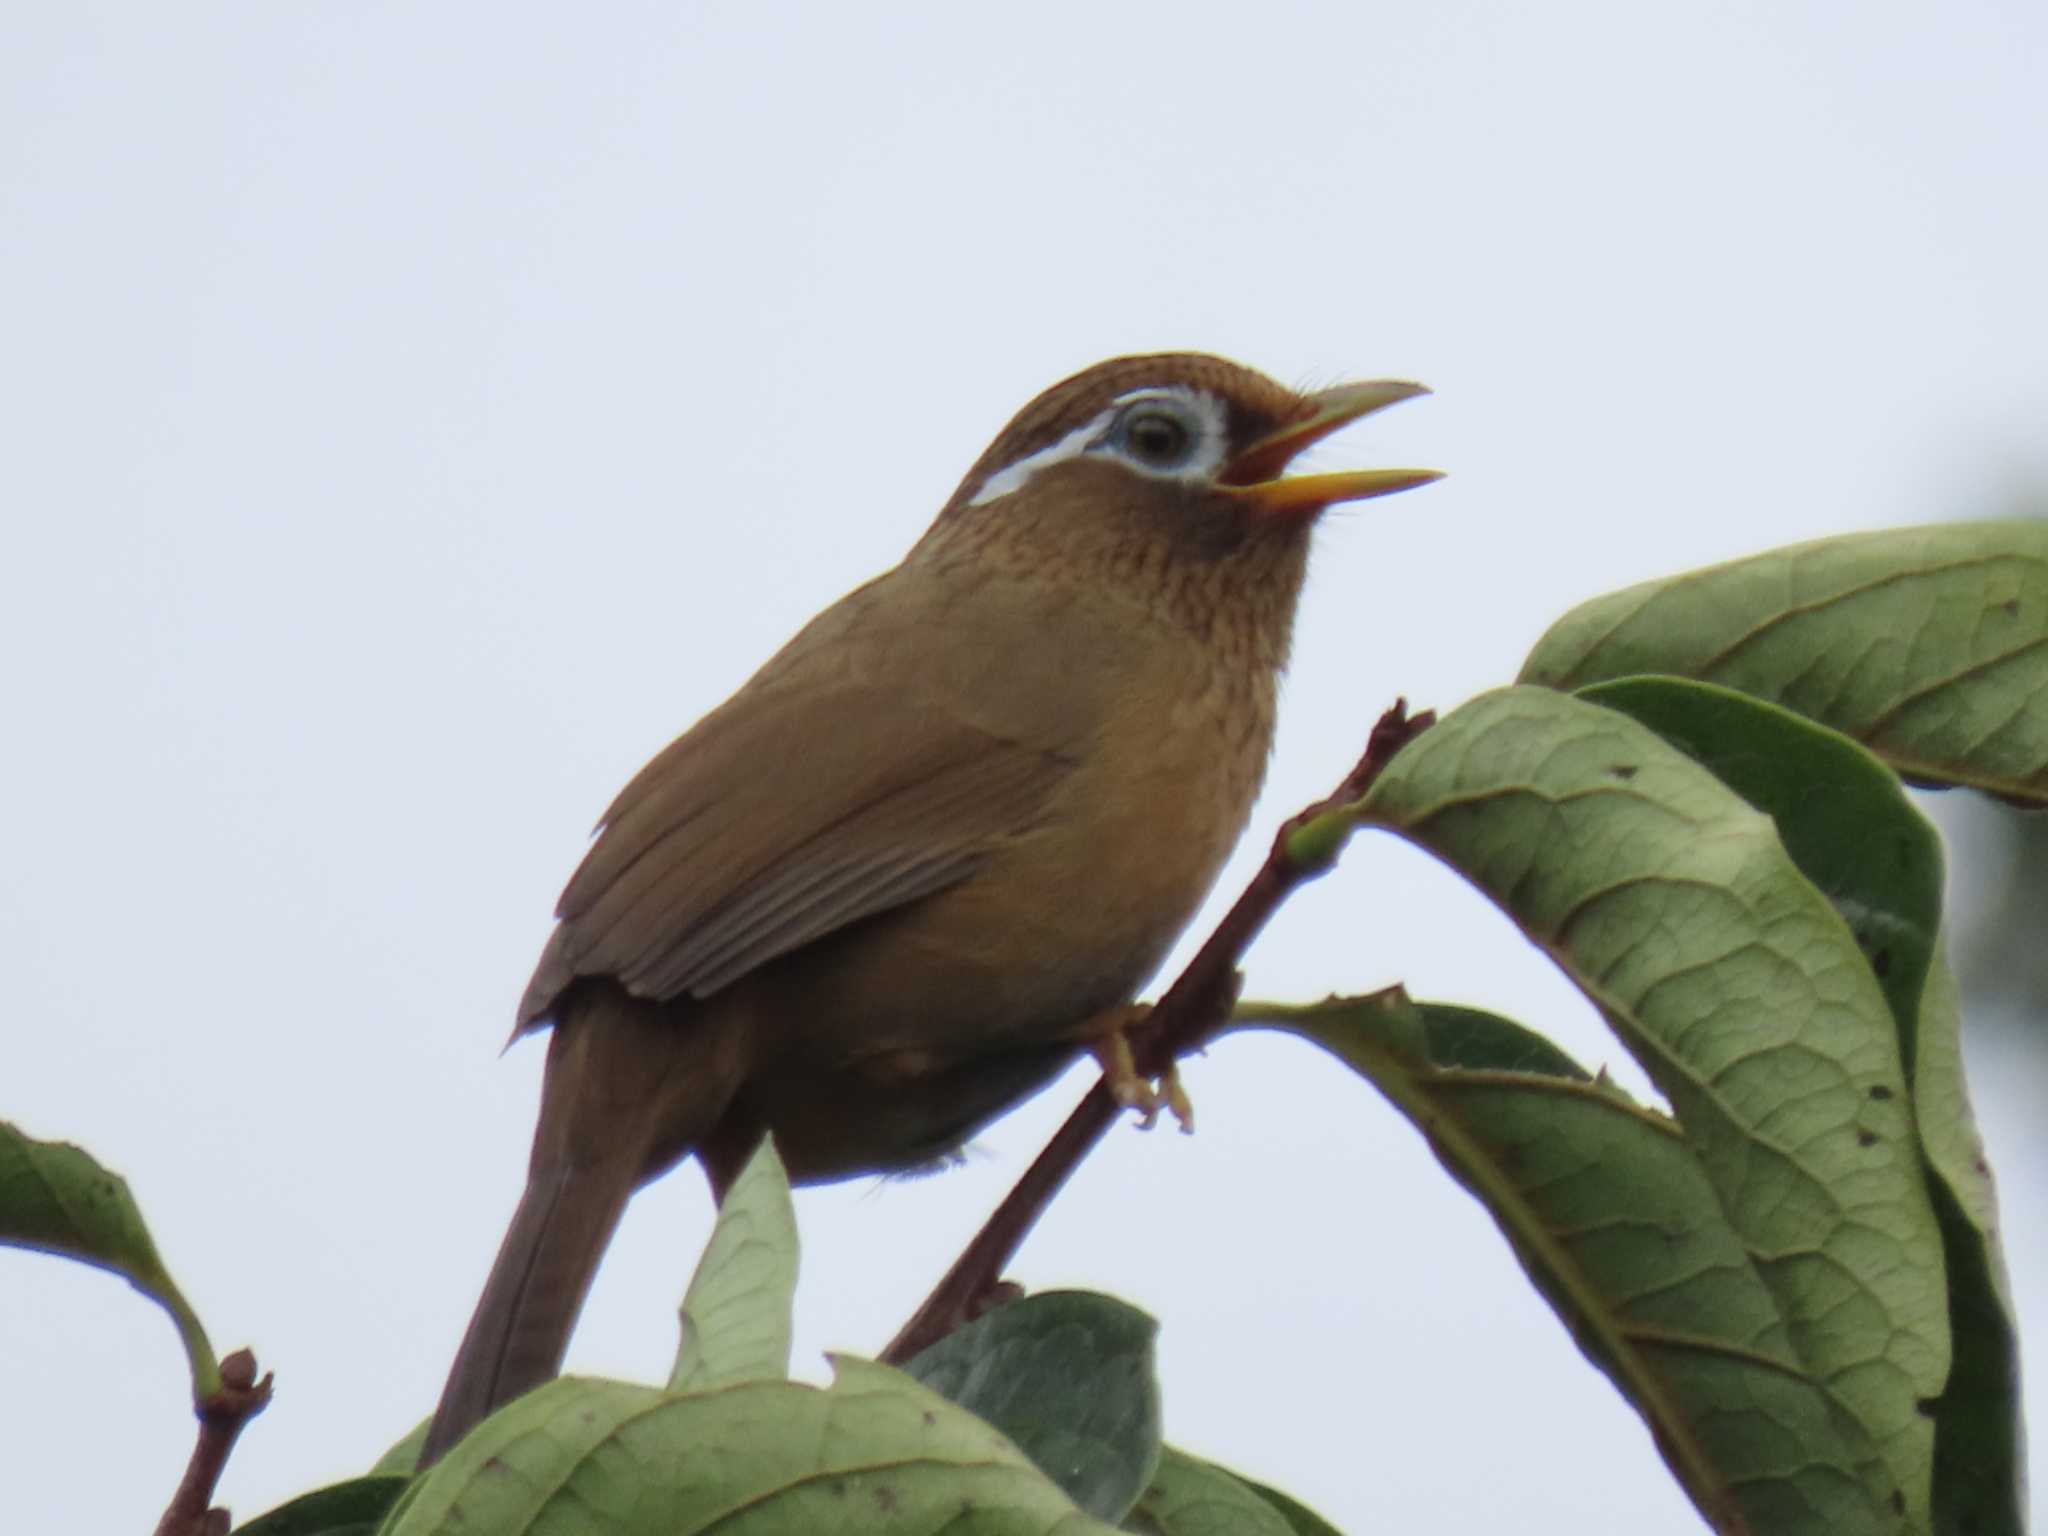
[1085,1004,1193,1133]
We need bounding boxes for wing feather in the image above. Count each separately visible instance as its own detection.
[519,674,1077,1027]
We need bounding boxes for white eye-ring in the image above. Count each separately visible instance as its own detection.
[1108,396,1201,470]
[967,386,1229,507]
[1098,388,1228,481]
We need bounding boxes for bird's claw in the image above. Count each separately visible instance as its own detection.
[1090,1009,1194,1133]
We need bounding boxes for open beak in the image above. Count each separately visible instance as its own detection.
[1223,380,1441,517]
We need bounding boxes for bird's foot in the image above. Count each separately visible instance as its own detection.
[1089,1008,1194,1133]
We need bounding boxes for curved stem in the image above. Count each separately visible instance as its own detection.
[153,1348,273,1536]
[883,698,1432,1364]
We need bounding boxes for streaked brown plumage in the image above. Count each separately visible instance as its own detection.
[421,353,1436,1463]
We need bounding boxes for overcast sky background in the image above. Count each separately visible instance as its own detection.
[5,5,2046,1531]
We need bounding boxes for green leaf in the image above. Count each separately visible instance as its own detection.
[1355,686,1948,1527]
[1913,959,2024,1536]
[1518,521,2048,804]
[382,1358,1118,1536]
[233,1476,409,1536]
[1224,1476,1346,1536]
[1578,677,1944,1071]
[367,1418,427,1478]
[1122,1447,1296,1536]
[670,1135,798,1392]
[904,1291,1163,1524]
[0,1121,219,1397]
[1581,675,2023,1534]
[1248,993,1902,1534]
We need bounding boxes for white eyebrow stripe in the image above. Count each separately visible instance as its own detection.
[965,386,1231,509]
[966,406,1116,508]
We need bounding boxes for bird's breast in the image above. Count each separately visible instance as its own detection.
[747,619,1275,1064]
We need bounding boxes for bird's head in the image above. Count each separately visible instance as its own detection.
[926,352,1439,634]
[950,353,1436,524]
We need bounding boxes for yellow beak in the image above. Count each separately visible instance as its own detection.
[1224,380,1441,516]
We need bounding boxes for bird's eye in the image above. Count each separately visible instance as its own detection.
[1115,404,1197,469]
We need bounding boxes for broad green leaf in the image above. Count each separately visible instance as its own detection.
[1519,522,2048,804]
[1247,993,1900,1535]
[382,1359,1117,1536]
[1914,959,2024,1536]
[0,1121,219,1396]
[1357,687,1948,1526]
[234,1476,409,1536]
[1225,1476,1345,1536]
[1583,676,2022,1534]
[1578,678,1943,1071]
[1122,1447,1296,1536]
[368,1419,427,1478]
[670,1136,798,1392]
[904,1291,1163,1524]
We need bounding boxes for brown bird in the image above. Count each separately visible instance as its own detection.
[421,352,1437,1462]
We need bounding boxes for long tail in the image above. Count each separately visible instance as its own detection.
[419,1153,636,1464]
[420,985,745,1467]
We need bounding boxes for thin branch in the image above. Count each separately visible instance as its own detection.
[882,699,1433,1364]
[153,1347,273,1536]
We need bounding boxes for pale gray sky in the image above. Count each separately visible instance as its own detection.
[5,5,2045,1531]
